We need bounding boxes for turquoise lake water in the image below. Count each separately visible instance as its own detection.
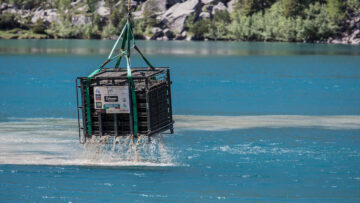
[0,40,359,202]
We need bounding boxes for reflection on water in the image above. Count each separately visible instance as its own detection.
[0,39,360,56]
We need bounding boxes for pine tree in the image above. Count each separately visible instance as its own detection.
[326,0,344,24]
[281,0,301,17]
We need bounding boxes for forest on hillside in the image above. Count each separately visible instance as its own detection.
[0,0,359,43]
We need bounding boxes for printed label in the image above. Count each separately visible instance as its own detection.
[93,86,130,113]
[96,102,102,108]
[104,96,118,102]
[95,94,101,101]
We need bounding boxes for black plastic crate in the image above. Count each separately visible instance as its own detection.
[76,67,174,142]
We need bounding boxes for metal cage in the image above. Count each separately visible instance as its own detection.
[75,67,174,142]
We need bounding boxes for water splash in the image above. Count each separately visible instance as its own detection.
[81,135,175,166]
[0,118,176,166]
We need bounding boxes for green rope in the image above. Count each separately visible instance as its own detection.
[85,59,110,136]
[115,24,128,68]
[124,20,138,136]
[126,56,138,136]
[85,84,92,135]
[134,45,154,70]
[84,17,154,138]
[129,24,136,47]
[110,50,127,61]
[128,26,154,69]
[108,25,127,59]
[127,21,131,58]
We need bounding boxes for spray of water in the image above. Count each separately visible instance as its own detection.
[0,118,176,166]
[81,135,175,166]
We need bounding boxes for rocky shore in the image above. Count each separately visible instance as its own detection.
[327,10,360,45]
[0,0,359,44]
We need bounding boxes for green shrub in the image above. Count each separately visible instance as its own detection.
[86,0,97,13]
[303,2,338,41]
[101,24,117,38]
[0,13,20,29]
[346,0,360,10]
[32,19,46,34]
[206,11,231,40]
[229,1,338,42]
[281,0,301,17]
[326,0,345,24]
[189,20,210,40]
[234,0,277,16]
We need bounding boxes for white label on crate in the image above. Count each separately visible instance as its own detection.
[93,86,130,114]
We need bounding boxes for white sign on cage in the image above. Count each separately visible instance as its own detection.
[93,86,130,113]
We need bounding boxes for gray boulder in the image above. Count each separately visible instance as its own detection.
[351,38,360,45]
[161,0,200,33]
[160,36,169,40]
[31,8,59,23]
[201,0,230,5]
[329,10,360,45]
[70,0,81,7]
[174,30,187,40]
[202,4,213,13]
[97,1,110,16]
[349,29,360,44]
[2,7,18,15]
[77,5,89,13]
[166,0,184,8]
[226,0,237,13]
[72,14,91,26]
[201,0,216,4]
[212,2,226,15]
[163,28,174,39]
[133,0,167,19]
[146,0,167,14]
[0,3,9,11]
[199,11,210,19]
[151,27,164,39]
[132,9,143,19]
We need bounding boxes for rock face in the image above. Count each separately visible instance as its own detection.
[166,0,184,8]
[72,14,91,26]
[199,11,210,19]
[0,3,9,11]
[31,8,59,23]
[0,0,358,44]
[97,1,110,16]
[76,5,89,13]
[150,27,164,39]
[329,10,360,45]
[226,0,237,13]
[201,0,216,4]
[163,28,174,39]
[161,0,200,33]
[146,0,167,14]
[133,0,167,19]
[212,2,226,15]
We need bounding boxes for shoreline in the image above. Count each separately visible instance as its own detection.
[1,1,359,45]
[0,34,358,46]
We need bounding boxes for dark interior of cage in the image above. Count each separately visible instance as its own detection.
[80,68,173,137]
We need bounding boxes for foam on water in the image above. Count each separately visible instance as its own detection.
[0,118,176,167]
[175,115,360,131]
[0,115,359,166]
